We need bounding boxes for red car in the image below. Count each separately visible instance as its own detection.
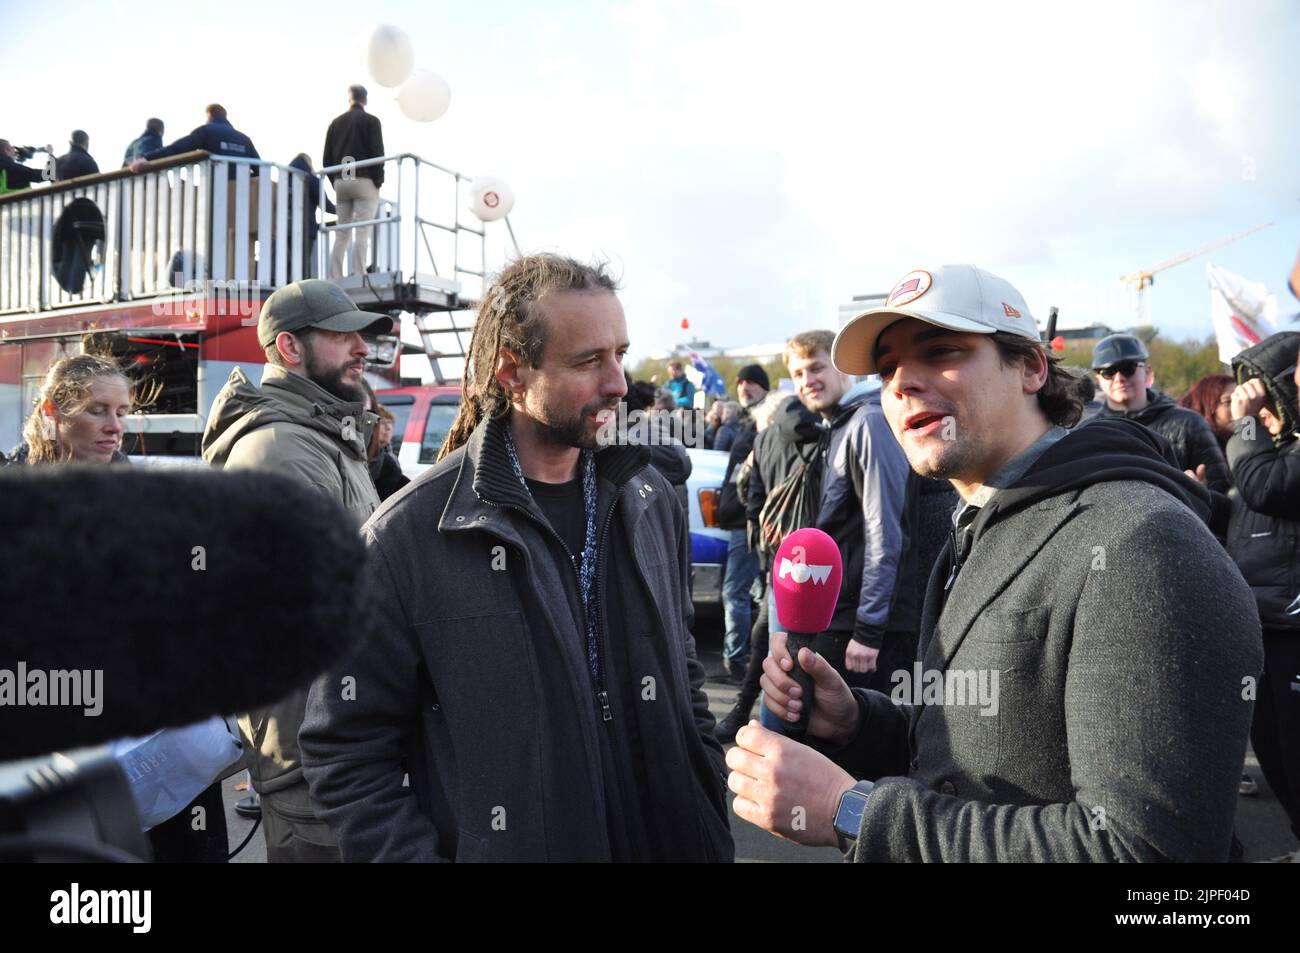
[375,384,463,478]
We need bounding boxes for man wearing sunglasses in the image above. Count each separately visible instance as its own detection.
[1093,333,1231,492]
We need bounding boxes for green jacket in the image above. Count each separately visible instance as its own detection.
[202,363,380,796]
[202,364,379,523]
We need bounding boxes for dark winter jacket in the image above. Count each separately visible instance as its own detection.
[717,420,757,530]
[144,118,259,179]
[745,396,824,553]
[1225,332,1300,631]
[299,413,734,862]
[1227,432,1300,631]
[646,416,692,515]
[1232,330,1300,443]
[289,154,336,241]
[712,419,739,453]
[55,145,99,181]
[0,152,47,191]
[369,448,409,502]
[122,129,163,167]
[322,105,385,187]
[826,417,1262,862]
[1096,389,1230,492]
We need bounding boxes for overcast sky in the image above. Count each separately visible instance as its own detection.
[4,0,1298,363]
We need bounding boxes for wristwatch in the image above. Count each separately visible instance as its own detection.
[833,780,875,853]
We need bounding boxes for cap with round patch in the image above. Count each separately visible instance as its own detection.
[832,264,1040,376]
[885,269,933,308]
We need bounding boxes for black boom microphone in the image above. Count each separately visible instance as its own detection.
[0,466,371,761]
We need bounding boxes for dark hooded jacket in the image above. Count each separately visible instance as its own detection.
[824,417,1263,862]
[1225,332,1300,631]
[746,395,824,566]
[299,413,733,862]
[1096,389,1230,492]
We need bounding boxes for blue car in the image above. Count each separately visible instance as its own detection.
[685,447,731,614]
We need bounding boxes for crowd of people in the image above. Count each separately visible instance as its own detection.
[3,251,1298,863]
[1,86,387,281]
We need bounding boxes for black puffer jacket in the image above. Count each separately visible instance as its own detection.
[1096,390,1231,492]
[1225,332,1300,631]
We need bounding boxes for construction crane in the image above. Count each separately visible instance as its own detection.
[1120,221,1274,324]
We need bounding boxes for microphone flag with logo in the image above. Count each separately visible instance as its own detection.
[771,528,842,739]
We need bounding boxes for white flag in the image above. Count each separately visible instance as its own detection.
[1207,262,1280,364]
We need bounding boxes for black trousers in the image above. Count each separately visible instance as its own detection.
[1253,628,1300,838]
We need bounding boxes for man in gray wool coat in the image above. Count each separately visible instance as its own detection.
[727,264,1263,862]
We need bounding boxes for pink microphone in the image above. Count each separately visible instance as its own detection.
[771,528,843,739]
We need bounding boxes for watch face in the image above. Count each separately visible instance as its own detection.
[834,786,870,841]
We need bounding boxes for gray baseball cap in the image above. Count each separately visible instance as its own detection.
[257,279,394,348]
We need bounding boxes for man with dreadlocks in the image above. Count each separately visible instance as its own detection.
[300,254,735,862]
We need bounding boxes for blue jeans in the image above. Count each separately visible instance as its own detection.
[722,529,758,663]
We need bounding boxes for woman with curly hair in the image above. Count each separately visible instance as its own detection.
[8,353,132,465]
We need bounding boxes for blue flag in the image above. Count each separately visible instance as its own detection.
[688,350,727,398]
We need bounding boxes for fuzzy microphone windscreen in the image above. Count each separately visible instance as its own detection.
[0,466,372,761]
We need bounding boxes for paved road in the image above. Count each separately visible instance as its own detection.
[223,613,1299,863]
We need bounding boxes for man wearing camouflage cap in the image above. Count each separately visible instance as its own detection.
[202,278,393,861]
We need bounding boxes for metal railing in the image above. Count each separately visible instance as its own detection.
[0,152,315,314]
[315,153,486,304]
[1,151,488,317]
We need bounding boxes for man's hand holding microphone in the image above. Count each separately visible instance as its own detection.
[725,528,874,851]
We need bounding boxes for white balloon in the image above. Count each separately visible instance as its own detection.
[365,25,414,88]
[467,176,514,222]
[397,69,452,123]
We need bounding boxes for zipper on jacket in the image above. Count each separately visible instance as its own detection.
[482,496,615,724]
[944,525,961,594]
[591,494,621,723]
